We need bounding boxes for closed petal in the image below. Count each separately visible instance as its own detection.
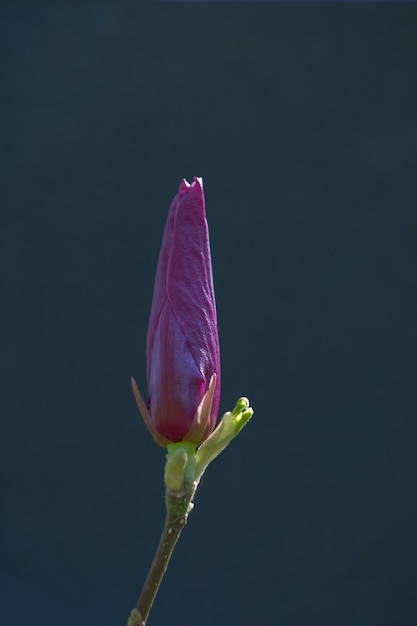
[148,300,205,441]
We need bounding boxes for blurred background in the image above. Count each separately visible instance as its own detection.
[1,3,416,625]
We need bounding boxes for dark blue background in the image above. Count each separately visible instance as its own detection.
[2,3,416,625]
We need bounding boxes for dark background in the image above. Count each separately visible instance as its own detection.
[1,3,416,625]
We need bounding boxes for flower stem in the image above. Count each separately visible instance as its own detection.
[132,485,196,625]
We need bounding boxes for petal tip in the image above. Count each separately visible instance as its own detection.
[179,178,190,196]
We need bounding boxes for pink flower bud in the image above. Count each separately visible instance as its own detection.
[132,177,221,446]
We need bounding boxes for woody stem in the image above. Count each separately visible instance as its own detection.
[130,484,196,625]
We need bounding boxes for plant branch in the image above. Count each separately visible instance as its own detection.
[130,485,196,625]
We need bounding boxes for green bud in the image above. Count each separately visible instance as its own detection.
[164,441,196,492]
[195,399,253,481]
[232,397,250,416]
[127,609,143,626]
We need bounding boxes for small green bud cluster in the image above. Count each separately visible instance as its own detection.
[195,397,253,481]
